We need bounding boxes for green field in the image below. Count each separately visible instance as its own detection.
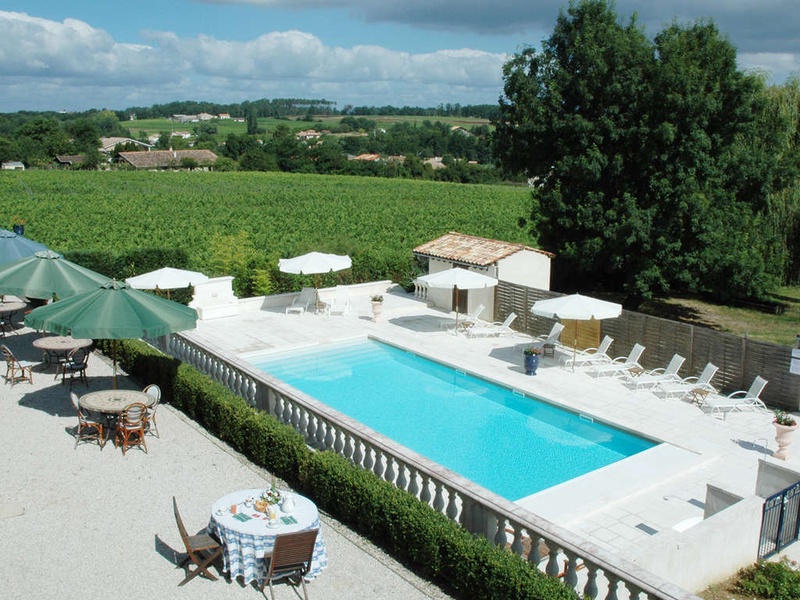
[1,170,532,289]
[124,114,491,139]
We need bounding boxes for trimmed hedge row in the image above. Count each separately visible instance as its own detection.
[112,339,578,600]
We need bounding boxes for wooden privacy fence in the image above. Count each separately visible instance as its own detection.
[495,282,800,411]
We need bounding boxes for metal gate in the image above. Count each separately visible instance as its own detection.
[759,481,800,560]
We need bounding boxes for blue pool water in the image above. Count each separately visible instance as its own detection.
[251,339,656,501]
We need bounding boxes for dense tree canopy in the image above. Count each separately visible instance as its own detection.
[494,0,793,306]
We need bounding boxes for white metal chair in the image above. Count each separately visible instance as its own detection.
[325,286,350,316]
[466,312,518,338]
[654,362,719,401]
[562,335,614,369]
[588,343,645,378]
[285,287,317,315]
[700,376,770,420]
[623,354,685,390]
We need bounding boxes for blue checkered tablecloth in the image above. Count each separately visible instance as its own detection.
[208,488,327,585]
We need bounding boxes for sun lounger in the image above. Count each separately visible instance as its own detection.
[466,312,518,338]
[588,343,645,378]
[654,363,718,401]
[325,286,350,316]
[699,376,769,420]
[562,335,614,369]
[623,354,685,390]
[530,322,565,350]
[285,287,317,315]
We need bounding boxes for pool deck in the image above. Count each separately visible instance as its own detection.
[184,286,800,576]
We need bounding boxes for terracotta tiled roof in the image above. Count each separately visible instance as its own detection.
[55,154,86,165]
[413,231,553,267]
[118,149,218,169]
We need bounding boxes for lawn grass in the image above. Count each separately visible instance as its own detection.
[639,287,800,347]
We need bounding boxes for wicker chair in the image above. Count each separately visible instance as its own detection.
[143,384,161,438]
[69,391,104,449]
[260,529,319,600]
[172,497,222,586]
[114,402,148,455]
[1,343,34,385]
[60,347,89,388]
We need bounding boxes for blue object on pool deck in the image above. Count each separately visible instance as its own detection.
[252,339,656,501]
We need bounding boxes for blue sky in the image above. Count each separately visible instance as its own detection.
[0,0,797,113]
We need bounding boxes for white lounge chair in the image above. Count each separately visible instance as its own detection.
[530,322,565,350]
[654,362,718,401]
[285,287,317,315]
[325,286,350,316]
[466,312,518,338]
[624,354,685,390]
[562,335,614,369]
[588,343,645,378]
[461,304,486,326]
[700,376,769,419]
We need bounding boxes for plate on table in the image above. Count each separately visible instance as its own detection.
[266,520,280,529]
[215,507,231,517]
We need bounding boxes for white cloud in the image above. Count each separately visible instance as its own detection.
[0,11,506,111]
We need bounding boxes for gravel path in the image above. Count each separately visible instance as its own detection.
[0,329,451,600]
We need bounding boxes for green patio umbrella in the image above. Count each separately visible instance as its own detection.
[0,229,54,265]
[0,250,109,300]
[25,279,198,385]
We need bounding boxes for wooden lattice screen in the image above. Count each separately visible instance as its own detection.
[495,282,800,410]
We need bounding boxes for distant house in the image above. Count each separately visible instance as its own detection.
[350,153,381,162]
[413,231,554,318]
[99,137,154,154]
[296,130,322,141]
[197,112,215,121]
[424,157,446,170]
[55,154,86,168]
[1,161,25,170]
[117,149,218,170]
[218,113,231,120]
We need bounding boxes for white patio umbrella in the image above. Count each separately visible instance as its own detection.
[279,252,352,310]
[530,293,622,369]
[415,267,498,328]
[126,267,209,299]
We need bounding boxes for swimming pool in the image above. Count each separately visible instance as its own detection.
[250,339,656,501]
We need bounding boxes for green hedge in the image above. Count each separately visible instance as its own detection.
[111,339,578,600]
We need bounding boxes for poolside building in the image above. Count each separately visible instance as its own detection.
[413,231,553,319]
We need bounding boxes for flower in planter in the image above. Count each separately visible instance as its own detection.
[774,410,797,427]
[370,295,384,303]
[523,345,544,356]
[11,215,25,225]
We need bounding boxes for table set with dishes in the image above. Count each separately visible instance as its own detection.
[208,488,328,586]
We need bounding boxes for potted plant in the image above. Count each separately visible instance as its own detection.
[523,345,543,376]
[773,410,797,460]
[11,216,24,235]
[370,295,384,322]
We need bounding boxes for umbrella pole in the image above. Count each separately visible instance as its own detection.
[113,340,118,389]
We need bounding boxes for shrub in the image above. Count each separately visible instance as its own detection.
[109,339,579,600]
[736,558,800,598]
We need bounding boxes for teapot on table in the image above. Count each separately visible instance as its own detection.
[281,493,295,514]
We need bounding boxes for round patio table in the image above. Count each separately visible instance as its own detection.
[32,336,92,369]
[208,488,327,586]
[79,389,154,415]
[0,301,26,336]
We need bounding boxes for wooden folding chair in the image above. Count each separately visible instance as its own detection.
[260,529,319,600]
[172,497,223,586]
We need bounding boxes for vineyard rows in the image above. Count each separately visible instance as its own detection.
[1,171,535,291]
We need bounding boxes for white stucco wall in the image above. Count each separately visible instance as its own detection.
[496,249,551,290]
[424,259,497,318]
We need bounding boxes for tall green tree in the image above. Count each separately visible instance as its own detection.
[494,0,780,306]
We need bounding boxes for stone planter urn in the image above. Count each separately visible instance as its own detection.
[523,353,540,376]
[12,224,24,235]
[370,300,383,323]
[773,421,798,460]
